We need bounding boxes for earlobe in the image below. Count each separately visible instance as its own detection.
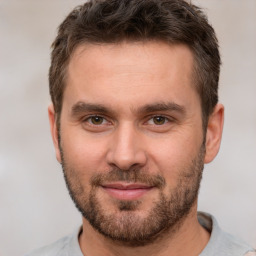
[48,104,62,163]
[204,103,224,163]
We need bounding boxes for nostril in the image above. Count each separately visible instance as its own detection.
[106,153,147,171]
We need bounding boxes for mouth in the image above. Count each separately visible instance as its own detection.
[101,183,154,200]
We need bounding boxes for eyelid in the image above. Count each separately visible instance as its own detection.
[83,115,111,125]
[146,114,174,124]
[81,114,175,126]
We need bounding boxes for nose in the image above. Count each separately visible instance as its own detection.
[106,123,147,170]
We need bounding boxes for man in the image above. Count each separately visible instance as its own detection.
[26,0,255,255]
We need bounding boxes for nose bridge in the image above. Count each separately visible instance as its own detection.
[106,121,146,170]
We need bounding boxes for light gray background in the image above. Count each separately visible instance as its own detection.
[0,1,255,255]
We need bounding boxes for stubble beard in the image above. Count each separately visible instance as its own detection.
[60,145,205,247]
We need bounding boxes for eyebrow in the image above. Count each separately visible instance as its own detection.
[137,102,185,115]
[70,101,186,117]
[71,102,111,116]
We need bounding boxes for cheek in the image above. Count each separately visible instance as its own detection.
[60,129,109,173]
[147,134,201,183]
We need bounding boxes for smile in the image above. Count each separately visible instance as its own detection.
[101,183,154,200]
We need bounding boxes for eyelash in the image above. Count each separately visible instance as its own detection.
[83,115,110,126]
[82,115,173,126]
[147,115,171,125]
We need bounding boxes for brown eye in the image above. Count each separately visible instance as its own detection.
[89,116,105,125]
[152,116,167,125]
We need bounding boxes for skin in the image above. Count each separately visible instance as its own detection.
[49,41,224,256]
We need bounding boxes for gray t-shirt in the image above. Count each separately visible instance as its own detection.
[25,212,255,256]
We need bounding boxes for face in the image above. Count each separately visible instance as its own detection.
[49,41,223,246]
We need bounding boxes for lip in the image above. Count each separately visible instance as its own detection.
[101,183,154,200]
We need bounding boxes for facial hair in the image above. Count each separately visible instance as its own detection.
[60,144,205,247]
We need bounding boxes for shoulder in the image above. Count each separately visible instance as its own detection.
[199,212,256,256]
[24,235,70,256]
[24,227,82,256]
[219,231,256,256]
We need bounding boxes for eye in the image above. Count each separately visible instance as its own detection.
[86,115,107,125]
[148,116,169,125]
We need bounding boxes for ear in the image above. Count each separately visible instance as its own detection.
[204,103,224,163]
[48,104,62,163]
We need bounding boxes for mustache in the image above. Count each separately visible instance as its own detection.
[90,167,166,189]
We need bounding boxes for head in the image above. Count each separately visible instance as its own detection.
[48,0,224,246]
[49,0,220,131]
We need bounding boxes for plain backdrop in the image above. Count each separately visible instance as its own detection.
[0,0,255,255]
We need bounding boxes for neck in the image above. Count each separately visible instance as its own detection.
[78,204,210,256]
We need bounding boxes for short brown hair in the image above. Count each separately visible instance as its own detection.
[49,0,220,129]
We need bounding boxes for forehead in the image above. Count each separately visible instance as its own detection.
[64,41,199,111]
[69,41,194,80]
